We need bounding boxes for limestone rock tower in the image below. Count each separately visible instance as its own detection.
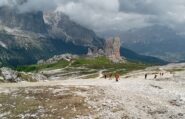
[105,36,123,63]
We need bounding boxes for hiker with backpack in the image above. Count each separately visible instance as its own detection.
[115,72,120,82]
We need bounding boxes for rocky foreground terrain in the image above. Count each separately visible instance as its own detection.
[0,63,185,119]
[0,67,47,83]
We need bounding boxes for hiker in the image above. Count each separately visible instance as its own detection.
[115,72,120,82]
[145,74,148,79]
[109,73,113,80]
[160,72,163,76]
[104,73,107,79]
[154,74,157,79]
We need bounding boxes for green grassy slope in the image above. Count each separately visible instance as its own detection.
[16,60,70,72]
[16,56,151,75]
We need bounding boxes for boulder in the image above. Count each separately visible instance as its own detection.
[0,67,20,82]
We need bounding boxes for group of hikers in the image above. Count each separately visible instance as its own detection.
[102,71,165,82]
[145,72,165,79]
[103,72,120,82]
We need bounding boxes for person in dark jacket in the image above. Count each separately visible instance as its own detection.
[104,73,107,79]
[154,74,157,79]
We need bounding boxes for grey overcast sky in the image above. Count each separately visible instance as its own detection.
[1,0,185,34]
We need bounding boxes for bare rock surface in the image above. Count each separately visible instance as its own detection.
[105,36,124,63]
[37,53,79,64]
[0,67,47,82]
[87,47,105,57]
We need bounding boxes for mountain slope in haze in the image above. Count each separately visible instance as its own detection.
[123,25,185,62]
[120,47,168,65]
[0,6,103,66]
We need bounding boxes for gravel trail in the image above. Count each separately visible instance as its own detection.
[1,64,185,119]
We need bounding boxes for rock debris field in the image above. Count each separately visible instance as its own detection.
[1,63,185,119]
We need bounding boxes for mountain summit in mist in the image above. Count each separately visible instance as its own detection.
[0,6,104,66]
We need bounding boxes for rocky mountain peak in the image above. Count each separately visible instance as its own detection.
[0,6,47,33]
[44,11,104,47]
[0,8,105,66]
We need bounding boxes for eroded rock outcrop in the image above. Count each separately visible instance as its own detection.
[87,47,104,57]
[86,36,124,63]
[0,68,47,83]
[105,37,124,63]
[37,53,79,64]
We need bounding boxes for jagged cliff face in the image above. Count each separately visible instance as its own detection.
[0,6,47,33]
[0,6,104,66]
[44,12,103,47]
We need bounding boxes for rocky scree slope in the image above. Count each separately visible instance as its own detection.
[0,67,47,83]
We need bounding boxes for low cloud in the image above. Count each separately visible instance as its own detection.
[56,0,152,32]
[119,0,185,32]
[0,0,60,12]
[0,0,185,35]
